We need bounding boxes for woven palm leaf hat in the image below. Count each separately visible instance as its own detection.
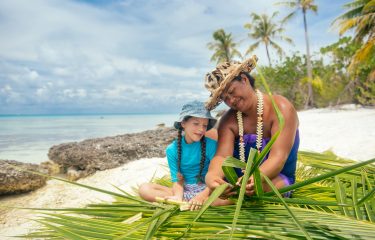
[204,55,258,110]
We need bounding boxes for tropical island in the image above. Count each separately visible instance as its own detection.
[0,0,374,239]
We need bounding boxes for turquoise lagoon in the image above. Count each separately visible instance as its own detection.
[0,114,176,163]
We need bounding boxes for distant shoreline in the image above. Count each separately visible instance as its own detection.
[0,112,179,117]
[0,113,178,164]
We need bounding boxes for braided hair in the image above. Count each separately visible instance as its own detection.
[177,119,207,184]
[177,128,183,174]
[197,136,206,183]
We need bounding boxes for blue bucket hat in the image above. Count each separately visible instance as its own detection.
[174,101,217,131]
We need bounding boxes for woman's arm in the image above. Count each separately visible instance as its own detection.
[259,96,299,179]
[205,111,237,190]
[205,128,218,140]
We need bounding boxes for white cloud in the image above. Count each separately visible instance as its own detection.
[1,84,12,94]
[28,69,39,80]
[36,86,48,97]
[0,0,347,114]
[61,88,87,99]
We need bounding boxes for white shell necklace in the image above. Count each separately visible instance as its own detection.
[236,89,264,162]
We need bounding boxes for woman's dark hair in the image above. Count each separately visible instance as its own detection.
[177,117,206,183]
[233,71,255,88]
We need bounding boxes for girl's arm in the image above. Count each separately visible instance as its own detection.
[171,180,184,201]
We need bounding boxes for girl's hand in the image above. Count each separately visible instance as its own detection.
[188,192,208,211]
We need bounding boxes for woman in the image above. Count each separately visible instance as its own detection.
[204,56,299,197]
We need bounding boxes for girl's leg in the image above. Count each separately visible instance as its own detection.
[138,183,173,202]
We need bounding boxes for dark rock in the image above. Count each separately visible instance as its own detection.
[0,160,47,195]
[48,127,177,179]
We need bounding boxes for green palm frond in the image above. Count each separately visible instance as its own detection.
[244,11,294,65]
[332,0,375,70]
[207,29,242,63]
[12,149,374,239]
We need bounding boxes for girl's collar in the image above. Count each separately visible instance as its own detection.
[182,135,200,145]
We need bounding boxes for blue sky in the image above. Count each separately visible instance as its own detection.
[0,0,349,114]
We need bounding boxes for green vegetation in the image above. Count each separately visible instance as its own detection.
[207,29,242,64]
[244,11,293,66]
[16,151,375,239]
[208,0,375,108]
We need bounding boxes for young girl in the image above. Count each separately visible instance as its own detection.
[139,101,226,210]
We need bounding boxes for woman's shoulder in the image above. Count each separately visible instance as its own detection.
[272,95,295,109]
[266,94,298,125]
[205,136,217,145]
[217,109,238,135]
[219,109,237,126]
[266,95,297,115]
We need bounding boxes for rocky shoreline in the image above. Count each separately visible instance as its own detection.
[0,127,177,195]
[0,160,47,195]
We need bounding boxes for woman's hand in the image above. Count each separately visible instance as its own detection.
[205,172,227,189]
[236,175,255,196]
[206,173,236,199]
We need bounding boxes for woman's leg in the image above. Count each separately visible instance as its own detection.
[262,174,292,197]
[211,198,233,206]
[138,183,173,202]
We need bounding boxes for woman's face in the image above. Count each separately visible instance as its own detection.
[181,117,209,144]
[220,76,251,111]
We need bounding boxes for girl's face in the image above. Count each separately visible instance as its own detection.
[181,117,209,144]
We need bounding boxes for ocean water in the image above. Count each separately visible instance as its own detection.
[0,114,177,164]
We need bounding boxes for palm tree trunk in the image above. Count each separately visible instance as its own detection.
[303,9,314,109]
[225,44,230,62]
[265,43,272,67]
[336,78,356,106]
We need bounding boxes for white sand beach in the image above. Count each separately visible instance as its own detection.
[1,105,375,239]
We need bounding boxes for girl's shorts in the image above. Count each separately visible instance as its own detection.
[183,183,206,201]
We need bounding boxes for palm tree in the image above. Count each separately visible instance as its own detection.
[207,29,242,64]
[277,0,318,108]
[333,0,375,70]
[244,12,294,67]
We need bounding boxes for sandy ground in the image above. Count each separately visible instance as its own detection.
[297,105,375,161]
[1,105,375,239]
